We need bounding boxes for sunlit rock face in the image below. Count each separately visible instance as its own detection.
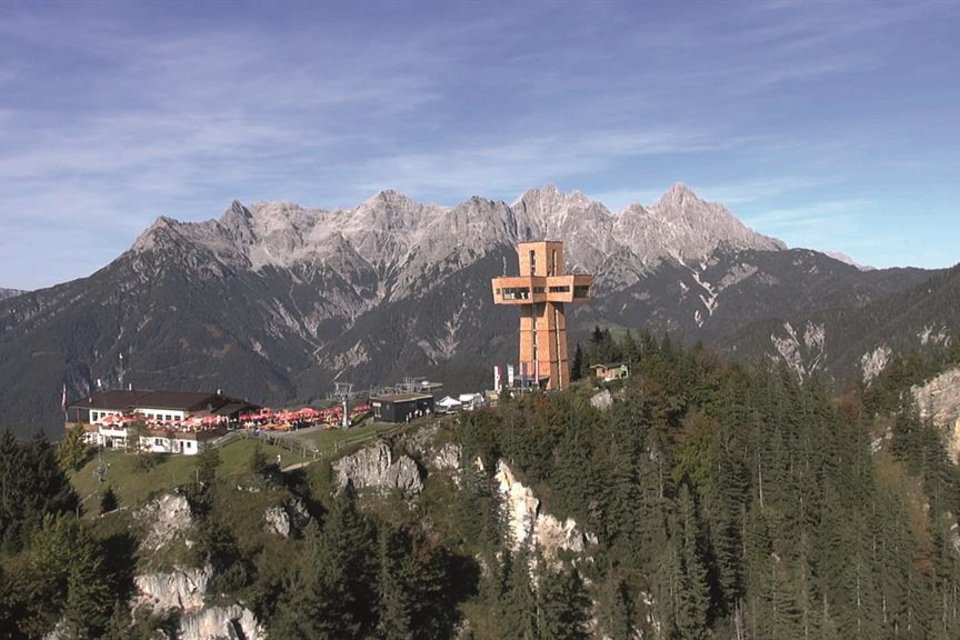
[913,367,960,463]
[134,566,211,612]
[335,440,424,496]
[494,460,596,566]
[177,605,265,640]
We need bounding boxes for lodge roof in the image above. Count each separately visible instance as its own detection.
[370,393,435,403]
[69,389,252,412]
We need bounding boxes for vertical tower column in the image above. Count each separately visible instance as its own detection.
[519,304,535,381]
[491,240,591,391]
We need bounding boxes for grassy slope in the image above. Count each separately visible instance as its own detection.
[69,419,429,515]
[75,417,461,621]
[284,419,406,453]
[69,439,310,515]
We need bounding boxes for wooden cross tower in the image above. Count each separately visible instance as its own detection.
[491,241,592,390]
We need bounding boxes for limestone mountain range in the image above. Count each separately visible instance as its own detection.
[0,184,952,435]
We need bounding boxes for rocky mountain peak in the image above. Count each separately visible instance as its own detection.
[513,184,600,213]
[617,202,652,218]
[610,184,785,264]
[659,182,699,206]
[227,199,249,217]
[217,200,255,233]
[361,189,425,212]
[130,215,183,253]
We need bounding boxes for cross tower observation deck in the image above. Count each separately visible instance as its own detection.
[491,241,592,390]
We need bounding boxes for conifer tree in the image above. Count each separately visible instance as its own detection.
[0,430,77,551]
[571,342,584,381]
[248,441,268,476]
[56,425,88,472]
[596,576,634,640]
[500,548,538,640]
[29,515,111,638]
[377,528,416,640]
[622,330,640,364]
[99,486,118,514]
[702,435,748,613]
[675,485,710,640]
[325,485,379,634]
[537,562,591,640]
[196,443,220,487]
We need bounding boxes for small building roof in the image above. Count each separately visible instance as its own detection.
[370,392,435,403]
[590,362,625,370]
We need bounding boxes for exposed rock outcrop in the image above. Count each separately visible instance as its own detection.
[178,604,265,640]
[770,321,826,381]
[264,505,291,538]
[912,367,960,463]
[134,566,265,638]
[398,423,461,477]
[591,389,613,411]
[264,497,310,538]
[335,440,423,495]
[494,460,596,565]
[400,423,442,455]
[136,493,193,553]
[431,442,462,473]
[861,345,892,383]
[135,565,211,612]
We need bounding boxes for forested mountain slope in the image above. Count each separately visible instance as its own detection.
[725,263,960,383]
[2,335,959,638]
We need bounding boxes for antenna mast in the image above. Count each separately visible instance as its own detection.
[331,381,357,429]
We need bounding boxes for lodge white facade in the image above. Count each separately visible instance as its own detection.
[84,424,208,455]
[67,389,258,456]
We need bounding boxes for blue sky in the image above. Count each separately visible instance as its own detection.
[1,0,958,289]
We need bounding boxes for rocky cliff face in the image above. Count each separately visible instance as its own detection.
[334,440,424,495]
[177,605,264,640]
[767,321,827,381]
[135,566,211,612]
[913,367,960,463]
[136,493,194,552]
[132,493,266,640]
[263,497,311,538]
[494,460,596,565]
[133,567,264,640]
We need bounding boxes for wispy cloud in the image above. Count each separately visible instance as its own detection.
[1,1,958,286]
[353,127,734,203]
[744,199,873,229]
